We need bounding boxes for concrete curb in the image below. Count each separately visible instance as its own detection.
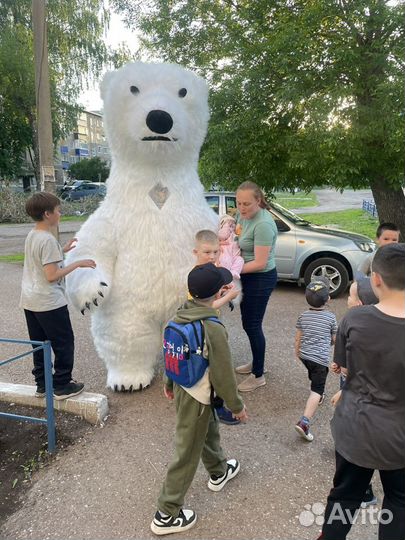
[0,382,109,425]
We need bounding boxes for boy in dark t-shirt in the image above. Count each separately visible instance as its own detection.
[319,244,405,540]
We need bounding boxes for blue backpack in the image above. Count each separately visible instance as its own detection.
[163,317,222,388]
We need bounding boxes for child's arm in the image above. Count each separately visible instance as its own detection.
[212,286,239,309]
[295,329,302,360]
[43,259,96,283]
[331,389,342,407]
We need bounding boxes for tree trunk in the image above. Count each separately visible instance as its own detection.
[370,179,405,241]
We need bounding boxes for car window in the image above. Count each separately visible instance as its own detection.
[205,195,220,214]
[86,185,97,190]
[270,212,290,232]
[225,196,237,217]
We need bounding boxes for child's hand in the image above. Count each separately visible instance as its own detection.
[330,362,341,374]
[331,390,342,407]
[163,385,174,400]
[63,237,77,253]
[226,287,239,301]
[233,405,248,422]
[76,259,97,269]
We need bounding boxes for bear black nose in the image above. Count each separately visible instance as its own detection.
[146,110,173,134]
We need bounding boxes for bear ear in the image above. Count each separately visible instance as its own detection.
[100,70,115,101]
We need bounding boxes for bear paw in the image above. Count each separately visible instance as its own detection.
[66,267,109,315]
[106,369,155,392]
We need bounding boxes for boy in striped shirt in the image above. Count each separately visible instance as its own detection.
[294,277,337,441]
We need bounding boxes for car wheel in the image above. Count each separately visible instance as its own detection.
[303,257,349,298]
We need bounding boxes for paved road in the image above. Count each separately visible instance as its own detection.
[0,260,378,540]
[290,189,374,214]
[0,221,82,256]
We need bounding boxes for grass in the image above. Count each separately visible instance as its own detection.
[60,215,87,222]
[299,209,378,239]
[273,191,318,209]
[0,253,24,264]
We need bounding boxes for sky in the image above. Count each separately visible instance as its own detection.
[80,10,140,111]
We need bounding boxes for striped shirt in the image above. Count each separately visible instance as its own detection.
[296,309,338,367]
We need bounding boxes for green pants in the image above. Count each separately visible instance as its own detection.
[157,384,227,517]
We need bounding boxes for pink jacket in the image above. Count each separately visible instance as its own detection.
[218,218,244,279]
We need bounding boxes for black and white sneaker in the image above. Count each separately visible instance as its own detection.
[53,381,84,401]
[35,385,45,398]
[207,458,240,492]
[150,508,197,536]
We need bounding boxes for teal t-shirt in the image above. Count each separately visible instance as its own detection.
[237,209,278,272]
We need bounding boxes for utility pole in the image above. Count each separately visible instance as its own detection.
[32,0,56,193]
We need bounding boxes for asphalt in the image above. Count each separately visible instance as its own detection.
[0,252,379,539]
[290,189,374,214]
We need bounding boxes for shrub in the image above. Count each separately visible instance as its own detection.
[0,189,31,223]
[0,187,103,223]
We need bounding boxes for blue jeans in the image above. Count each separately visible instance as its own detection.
[240,267,277,377]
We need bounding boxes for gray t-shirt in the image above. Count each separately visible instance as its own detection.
[331,305,405,470]
[20,229,67,312]
[357,252,374,276]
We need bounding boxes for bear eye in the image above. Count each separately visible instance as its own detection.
[178,88,187,98]
[130,85,140,95]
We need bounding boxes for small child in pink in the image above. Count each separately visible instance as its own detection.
[218,215,244,304]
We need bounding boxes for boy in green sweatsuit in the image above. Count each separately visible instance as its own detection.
[151,263,248,536]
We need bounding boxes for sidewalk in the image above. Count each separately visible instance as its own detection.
[0,261,378,540]
[0,220,83,256]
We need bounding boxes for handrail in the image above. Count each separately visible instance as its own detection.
[0,338,56,453]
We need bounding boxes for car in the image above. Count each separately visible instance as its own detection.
[62,182,107,201]
[204,191,375,297]
[59,180,92,197]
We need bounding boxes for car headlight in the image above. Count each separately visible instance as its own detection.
[355,241,376,253]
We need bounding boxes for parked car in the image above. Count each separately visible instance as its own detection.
[62,182,106,201]
[59,179,91,197]
[204,191,375,297]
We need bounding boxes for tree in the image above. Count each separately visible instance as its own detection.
[113,0,405,238]
[69,157,110,182]
[0,0,110,185]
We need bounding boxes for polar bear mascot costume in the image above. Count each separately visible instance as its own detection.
[66,62,218,391]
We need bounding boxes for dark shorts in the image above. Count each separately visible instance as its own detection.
[300,358,328,395]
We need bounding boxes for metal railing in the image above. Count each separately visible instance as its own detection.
[0,338,56,453]
[362,199,378,218]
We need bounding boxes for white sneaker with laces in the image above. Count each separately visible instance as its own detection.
[150,508,197,535]
[208,459,240,492]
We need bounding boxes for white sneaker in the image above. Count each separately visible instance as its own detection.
[150,508,197,535]
[237,374,266,392]
[235,363,268,375]
[208,459,240,492]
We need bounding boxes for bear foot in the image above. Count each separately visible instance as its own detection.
[106,369,155,393]
[113,383,150,392]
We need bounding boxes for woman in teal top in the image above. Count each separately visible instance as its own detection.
[234,181,278,392]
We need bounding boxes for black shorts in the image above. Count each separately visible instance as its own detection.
[300,358,328,395]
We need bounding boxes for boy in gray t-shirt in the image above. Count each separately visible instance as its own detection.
[21,192,96,400]
[319,244,405,540]
[294,277,337,442]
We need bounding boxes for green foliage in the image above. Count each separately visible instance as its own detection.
[0,0,110,180]
[68,157,110,182]
[114,0,405,194]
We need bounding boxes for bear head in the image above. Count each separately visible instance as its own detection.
[100,62,209,168]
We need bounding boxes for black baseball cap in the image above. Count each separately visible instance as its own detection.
[188,263,233,299]
[305,276,330,308]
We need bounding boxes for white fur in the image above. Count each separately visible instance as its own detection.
[66,62,218,390]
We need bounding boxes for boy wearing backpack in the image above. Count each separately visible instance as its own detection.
[151,263,248,536]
